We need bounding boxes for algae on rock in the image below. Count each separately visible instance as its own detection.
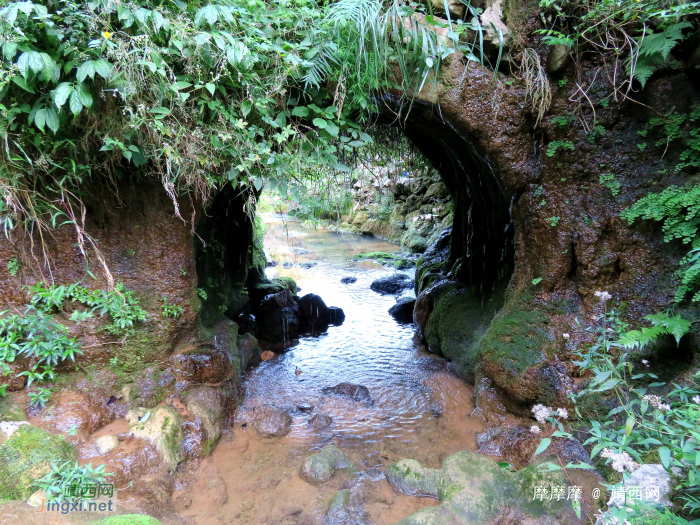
[0,425,77,500]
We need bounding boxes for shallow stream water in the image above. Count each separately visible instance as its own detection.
[176,214,486,525]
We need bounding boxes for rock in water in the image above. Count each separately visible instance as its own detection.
[309,413,332,431]
[370,273,414,295]
[340,276,357,284]
[252,406,292,437]
[324,489,350,525]
[256,289,302,342]
[301,445,353,482]
[321,383,373,406]
[328,307,345,325]
[388,297,416,323]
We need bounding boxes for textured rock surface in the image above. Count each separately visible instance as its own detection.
[388,450,590,524]
[388,297,416,323]
[301,445,354,482]
[321,383,373,406]
[370,273,414,295]
[128,405,183,470]
[251,405,292,437]
[0,425,77,500]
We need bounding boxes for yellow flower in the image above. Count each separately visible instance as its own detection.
[102,31,111,39]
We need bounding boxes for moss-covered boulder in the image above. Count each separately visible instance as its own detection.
[128,405,183,470]
[91,515,162,525]
[352,251,415,270]
[301,445,354,483]
[388,450,583,525]
[0,425,77,500]
[184,386,225,457]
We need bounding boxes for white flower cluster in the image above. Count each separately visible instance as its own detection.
[531,404,569,424]
[601,448,639,473]
[693,395,700,405]
[529,425,540,434]
[643,394,671,412]
[594,290,612,302]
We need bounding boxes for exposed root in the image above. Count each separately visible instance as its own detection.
[521,48,552,127]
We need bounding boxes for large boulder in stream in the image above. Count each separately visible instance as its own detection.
[321,383,373,406]
[389,296,416,323]
[298,293,345,331]
[370,273,414,295]
[256,289,302,342]
[388,450,591,524]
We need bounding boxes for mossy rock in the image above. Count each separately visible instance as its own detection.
[128,405,182,470]
[301,445,354,482]
[91,515,162,525]
[390,450,584,525]
[352,251,414,270]
[0,425,77,500]
[252,276,298,297]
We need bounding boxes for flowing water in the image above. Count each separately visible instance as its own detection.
[176,214,486,525]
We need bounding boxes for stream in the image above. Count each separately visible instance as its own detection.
[175,214,486,525]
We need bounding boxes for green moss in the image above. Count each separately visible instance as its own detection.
[352,252,414,269]
[273,276,297,294]
[0,396,25,422]
[0,425,77,500]
[91,515,162,525]
[476,290,552,379]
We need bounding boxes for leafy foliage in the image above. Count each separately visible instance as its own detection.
[546,140,574,157]
[622,184,700,302]
[28,282,147,333]
[33,461,113,503]
[534,306,698,519]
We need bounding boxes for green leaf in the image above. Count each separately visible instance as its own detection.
[45,108,59,133]
[69,90,83,115]
[175,81,192,89]
[313,118,327,129]
[625,416,635,436]
[659,446,671,469]
[34,108,47,132]
[53,83,73,108]
[275,112,286,128]
[149,107,171,115]
[535,438,551,455]
[241,100,252,117]
[11,76,35,93]
[76,61,96,82]
[325,122,339,137]
[76,84,93,108]
[291,106,309,117]
[205,83,215,95]
[93,59,112,79]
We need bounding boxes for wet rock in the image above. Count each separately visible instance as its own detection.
[117,473,174,519]
[291,247,309,255]
[95,434,119,455]
[608,464,671,508]
[260,350,275,361]
[324,489,351,525]
[425,181,450,200]
[267,259,279,267]
[299,261,317,269]
[297,403,314,413]
[184,386,225,456]
[251,405,292,437]
[301,445,354,482]
[127,405,183,470]
[101,438,166,489]
[309,413,333,431]
[328,307,345,325]
[35,391,112,435]
[256,289,302,342]
[370,273,414,295]
[340,276,357,284]
[321,383,373,406]
[547,44,571,73]
[237,332,262,370]
[414,227,451,295]
[388,297,415,323]
[170,344,233,385]
[298,293,331,327]
[388,450,586,524]
[0,425,77,500]
[282,261,294,268]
